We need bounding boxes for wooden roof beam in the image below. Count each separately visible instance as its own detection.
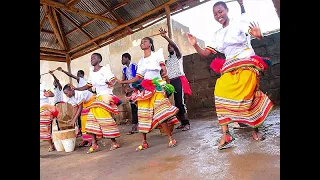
[40,55,67,62]
[65,0,80,7]
[40,16,47,32]
[68,0,177,53]
[40,0,119,25]
[55,8,99,47]
[44,5,67,50]
[40,47,67,54]
[65,0,130,36]
[52,7,69,50]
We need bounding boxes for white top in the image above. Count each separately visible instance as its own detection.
[40,83,50,105]
[207,13,256,60]
[53,87,63,104]
[67,90,93,107]
[87,65,115,96]
[166,50,185,79]
[78,77,87,87]
[137,49,165,80]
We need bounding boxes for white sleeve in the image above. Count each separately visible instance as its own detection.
[87,68,92,85]
[206,32,220,54]
[155,48,165,65]
[136,59,146,77]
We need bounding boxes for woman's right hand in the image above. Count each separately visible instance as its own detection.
[186,33,197,46]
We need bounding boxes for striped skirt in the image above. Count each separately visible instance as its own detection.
[40,104,58,141]
[137,90,179,133]
[85,95,120,139]
[215,57,273,127]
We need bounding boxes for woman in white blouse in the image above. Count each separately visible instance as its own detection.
[187,0,273,150]
[119,37,179,151]
[74,53,122,153]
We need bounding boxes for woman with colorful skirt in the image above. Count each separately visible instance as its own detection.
[186,0,273,150]
[63,85,95,147]
[118,37,179,151]
[74,53,122,153]
[40,78,58,152]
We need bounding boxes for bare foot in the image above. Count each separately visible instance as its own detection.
[252,132,265,141]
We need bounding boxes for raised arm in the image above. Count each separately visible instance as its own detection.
[49,71,62,90]
[238,0,245,14]
[57,67,79,81]
[159,28,182,59]
[74,84,90,91]
[186,33,211,58]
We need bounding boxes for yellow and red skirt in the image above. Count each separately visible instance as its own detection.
[85,95,121,139]
[40,104,58,141]
[215,56,273,128]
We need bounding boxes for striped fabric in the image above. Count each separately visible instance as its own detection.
[221,55,268,74]
[40,110,53,141]
[85,95,120,139]
[137,91,179,133]
[216,91,273,127]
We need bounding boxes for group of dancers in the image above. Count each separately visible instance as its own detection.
[40,0,273,153]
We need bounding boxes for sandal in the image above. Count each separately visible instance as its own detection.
[168,139,177,148]
[252,132,265,141]
[218,131,235,150]
[78,141,88,147]
[127,131,137,135]
[48,146,56,152]
[87,144,99,154]
[175,125,185,129]
[182,124,190,131]
[136,141,149,151]
[110,143,120,151]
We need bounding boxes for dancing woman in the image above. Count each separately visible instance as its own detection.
[118,37,179,151]
[186,1,273,150]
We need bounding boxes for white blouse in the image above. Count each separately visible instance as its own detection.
[137,49,165,80]
[87,65,115,96]
[67,90,93,107]
[207,13,257,60]
[40,83,50,105]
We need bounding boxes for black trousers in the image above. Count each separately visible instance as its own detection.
[170,77,190,125]
[130,103,138,124]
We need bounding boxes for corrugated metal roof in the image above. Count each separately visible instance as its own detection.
[40,0,202,61]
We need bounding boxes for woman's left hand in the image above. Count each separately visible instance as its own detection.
[249,22,262,40]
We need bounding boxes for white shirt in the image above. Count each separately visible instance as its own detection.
[137,49,165,80]
[53,87,63,104]
[78,77,87,87]
[67,90,93,107]
[207,13,256,60]
[40,83,50,105]
[166,50,185,79]
[87,65,115,96]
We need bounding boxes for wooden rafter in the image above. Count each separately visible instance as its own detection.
[41,29,54,34]
[40,47,67,54]
[52,7,69,50]
[40,16,47,32]
[44,5,66,50]
[64,0,130,37]
[55,8,99,47]
[40,0,119,25]
[69,0,177,53]
[98,0,132,33]
[65,0,80,7]
[40,55,67,62]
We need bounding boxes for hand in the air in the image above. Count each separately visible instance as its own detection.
[186,33,197,46]
[249,22,262,40]
[159,27,167,38]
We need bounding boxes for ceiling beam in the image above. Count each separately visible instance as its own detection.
[40,16,47,32]
[55,8,99,47]
[40,47,67,55]
[52,7,69,50]
[40,55,67,62]
[68,0,177,53]
[40,0,119,25]
[65,0,80,7]
[44,5,66,50]
[64,0,130,36]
